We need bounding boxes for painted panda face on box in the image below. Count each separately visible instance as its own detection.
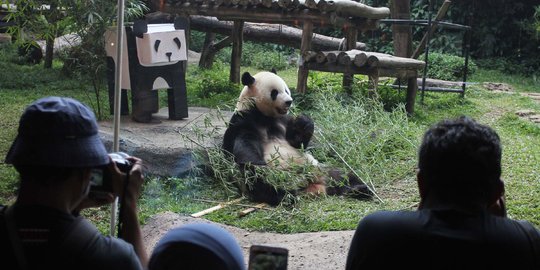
[237,71,293,118]
[133,21,187,67]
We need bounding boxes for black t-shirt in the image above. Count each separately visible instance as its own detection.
[0,204,142,270]
[346,208,540,270]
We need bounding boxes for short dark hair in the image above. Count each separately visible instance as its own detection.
[418,116,502,204]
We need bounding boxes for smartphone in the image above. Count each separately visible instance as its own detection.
[248,245,288,270]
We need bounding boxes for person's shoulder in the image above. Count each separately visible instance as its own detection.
[81,234,143,270]
[355,210,421,232]
[359,210,420,225]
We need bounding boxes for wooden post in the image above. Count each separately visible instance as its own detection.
[297,21,313,93]
[405,76,417,115]
[390,0,416,114]
[342,27,357,93]
[390,0,412,58]
[230,20,244,83]
[199,32,216,69]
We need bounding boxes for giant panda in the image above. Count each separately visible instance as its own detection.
[222,71,373,205]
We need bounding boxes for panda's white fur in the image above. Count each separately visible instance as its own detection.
[236,71,292,117]
[236,71,318,169]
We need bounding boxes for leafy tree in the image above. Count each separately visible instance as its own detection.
[364,0,540,72]
[5,0,71,68]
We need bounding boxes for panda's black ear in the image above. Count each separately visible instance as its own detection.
[241,72,255,86]
[270,68,277,74]
[133,20,148,38]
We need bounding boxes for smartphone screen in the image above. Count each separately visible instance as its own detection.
[248,245,288,270]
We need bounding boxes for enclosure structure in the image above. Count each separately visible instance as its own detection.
[153,0,424,113]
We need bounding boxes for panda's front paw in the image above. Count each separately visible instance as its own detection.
[286,114,314,149]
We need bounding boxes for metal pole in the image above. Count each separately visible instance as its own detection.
[110,0,125,237]
[462,0,474,98]
[421,0,433,104]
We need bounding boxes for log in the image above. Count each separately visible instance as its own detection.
[261,0,273,7]
[298,0,317,9]
[316,0,328,10]
[318,0,390,19]
[366,54,425,69]
[315,50,339,63]
[157,1,378,29]
[353,52,367,67]
[337,51,357,65]
[303,50,318,62]
[278,0,292,8]
[190,16,366,51]
[238,0,250,6]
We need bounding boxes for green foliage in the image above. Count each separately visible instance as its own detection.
[185,62,240,107]
[216,42,293,71]
[303,89,421,188]
[422,52,477,81]
[363,0,540,75]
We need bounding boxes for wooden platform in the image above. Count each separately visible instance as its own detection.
[303,49,425,114]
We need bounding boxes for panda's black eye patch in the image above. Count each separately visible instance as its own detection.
[271,89,278,101]
[154,40,161,52]
[173,37,182,49]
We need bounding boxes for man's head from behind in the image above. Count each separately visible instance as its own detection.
[5,96,109,183]
[418,116,502,207]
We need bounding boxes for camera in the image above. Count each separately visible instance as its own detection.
[89,152,132,198]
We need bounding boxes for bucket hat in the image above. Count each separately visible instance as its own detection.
[149,223,246,270]
[5,96,109,167]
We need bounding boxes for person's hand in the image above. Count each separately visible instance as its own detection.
[123,156,145,204]
[107,156,145,206]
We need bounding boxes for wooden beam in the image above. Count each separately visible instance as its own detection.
[230,20,244,83]
[297,21,314,93]
[390,0,412,58]
[190,16,367,51]
[157,2,380,29]
[342,27,357,93]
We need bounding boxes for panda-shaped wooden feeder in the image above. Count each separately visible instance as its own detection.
[104,18,189,123]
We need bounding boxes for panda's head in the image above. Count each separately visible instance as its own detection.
[236,71,293,118]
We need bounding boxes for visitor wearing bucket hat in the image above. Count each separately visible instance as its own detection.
[1,97,148,270]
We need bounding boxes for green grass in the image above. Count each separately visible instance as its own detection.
[1,43,539,232]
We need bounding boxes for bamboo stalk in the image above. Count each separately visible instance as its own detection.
[193,198,273,210]
[191,198,243,217]
[238,203,268,217]
[315,128,384,203]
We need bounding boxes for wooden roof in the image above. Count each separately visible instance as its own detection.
[154,0,390,28]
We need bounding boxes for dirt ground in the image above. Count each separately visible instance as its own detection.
[142,211,356,269]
